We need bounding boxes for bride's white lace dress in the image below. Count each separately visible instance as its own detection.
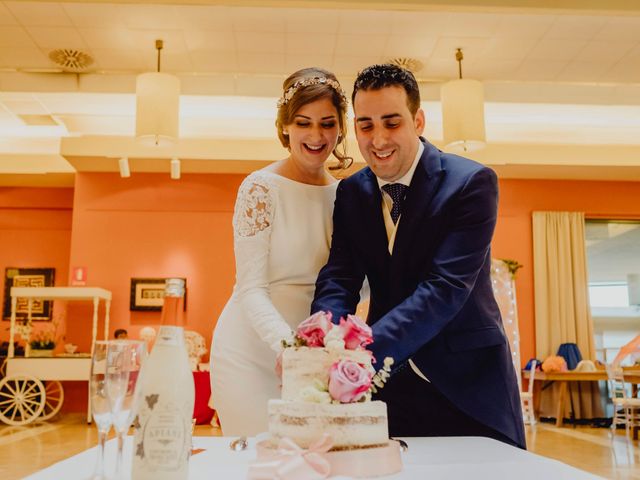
[210,169,337,436]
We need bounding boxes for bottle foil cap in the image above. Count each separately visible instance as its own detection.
[165,278,185,296]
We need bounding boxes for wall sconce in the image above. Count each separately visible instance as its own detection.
[118,157,130,178]
[170,157,180,180]
[441,48,486,152]
[135,40,180,147]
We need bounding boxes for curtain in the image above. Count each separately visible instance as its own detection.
[532,211,602,419]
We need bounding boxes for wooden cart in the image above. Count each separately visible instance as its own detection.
[0,287,111,425]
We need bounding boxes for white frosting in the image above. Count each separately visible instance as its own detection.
[268,399,389,449]
[268,346,390,450]
[281,347,372,402]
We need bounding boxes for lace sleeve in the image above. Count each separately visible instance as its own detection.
[233,176,274,237]
[232,173,294,352]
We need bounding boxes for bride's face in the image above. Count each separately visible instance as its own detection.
[285,97,340,170]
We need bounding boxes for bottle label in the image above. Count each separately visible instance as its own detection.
[156,326,183,347]
[134,397,190,473]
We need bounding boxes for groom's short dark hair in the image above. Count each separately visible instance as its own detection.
[352,64,421,115]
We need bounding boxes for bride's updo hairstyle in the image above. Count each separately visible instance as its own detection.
[276,67,352,170]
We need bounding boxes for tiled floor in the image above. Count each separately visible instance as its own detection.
[0,415,638,479]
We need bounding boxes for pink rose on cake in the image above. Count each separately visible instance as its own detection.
[328,359,373,403]
[296,311,333,347]
[340,314,373,350]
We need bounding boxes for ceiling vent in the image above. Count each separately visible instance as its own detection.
[49,49,94,72]
[387,57,423,73]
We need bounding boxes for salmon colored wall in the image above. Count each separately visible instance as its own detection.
[493,179,640,366]
[66,172,242,354]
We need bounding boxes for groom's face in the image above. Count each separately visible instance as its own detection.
[353,85,425,182]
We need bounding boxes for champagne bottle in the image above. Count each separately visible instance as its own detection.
[132,278,194,479]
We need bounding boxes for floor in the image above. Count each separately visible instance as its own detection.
[0,415,638,479]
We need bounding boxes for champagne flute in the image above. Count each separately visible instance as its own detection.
[106,340,147,479]
[89,341,113,480]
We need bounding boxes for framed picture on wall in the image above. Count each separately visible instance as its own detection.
[130,277,187,311]
[2,267,56,321]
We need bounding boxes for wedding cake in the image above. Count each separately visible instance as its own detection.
[252,312,402,478]
[268,346,389,450]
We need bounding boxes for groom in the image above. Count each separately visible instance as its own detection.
[311,64,525,449]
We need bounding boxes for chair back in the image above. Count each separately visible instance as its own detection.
[605,364,628,401]
[521,359,537,425]
[527,360,537,395]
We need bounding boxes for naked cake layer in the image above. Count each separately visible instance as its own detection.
[267,399,388,449]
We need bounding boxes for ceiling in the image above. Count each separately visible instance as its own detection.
[1,0,640,185]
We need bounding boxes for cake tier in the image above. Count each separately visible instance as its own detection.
[267,399,388,450]
[281,347,372,401]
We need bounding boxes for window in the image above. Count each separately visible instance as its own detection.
[585,220,640,365]
[588,283,628,308]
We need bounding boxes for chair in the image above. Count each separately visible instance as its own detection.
[606,364,640,439]
[521,360,537,425]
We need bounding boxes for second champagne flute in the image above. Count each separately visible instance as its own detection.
[106,340,147,479]
[89,341,113,480]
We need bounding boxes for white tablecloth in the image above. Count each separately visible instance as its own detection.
[25,436,602,479]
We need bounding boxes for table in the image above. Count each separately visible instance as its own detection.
[524,369,640,433]
[24,436,602,479]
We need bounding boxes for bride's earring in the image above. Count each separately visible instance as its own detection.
[282,130,289,136]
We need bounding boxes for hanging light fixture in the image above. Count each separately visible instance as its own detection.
[135,40,180,146]
[440,48,486,152]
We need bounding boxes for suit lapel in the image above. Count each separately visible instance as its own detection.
[361,168,391,261]
[390,141,444,277]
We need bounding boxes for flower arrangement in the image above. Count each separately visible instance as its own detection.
[29,320,59,350]
[284,311,393,404]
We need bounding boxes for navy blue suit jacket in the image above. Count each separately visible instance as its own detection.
[311,139,525,448]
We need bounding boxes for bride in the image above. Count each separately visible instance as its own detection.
[210,67,351,436]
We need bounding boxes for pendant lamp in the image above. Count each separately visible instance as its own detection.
[441,48,486,152]
[135,40,180,146]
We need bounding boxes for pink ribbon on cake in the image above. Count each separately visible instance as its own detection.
[248,434,333,480]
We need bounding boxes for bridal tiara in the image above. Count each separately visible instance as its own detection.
[277,76,348,109]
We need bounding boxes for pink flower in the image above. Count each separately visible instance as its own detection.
[339,315,373,350]
[328,359,373,403]
[296,311,333,347]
